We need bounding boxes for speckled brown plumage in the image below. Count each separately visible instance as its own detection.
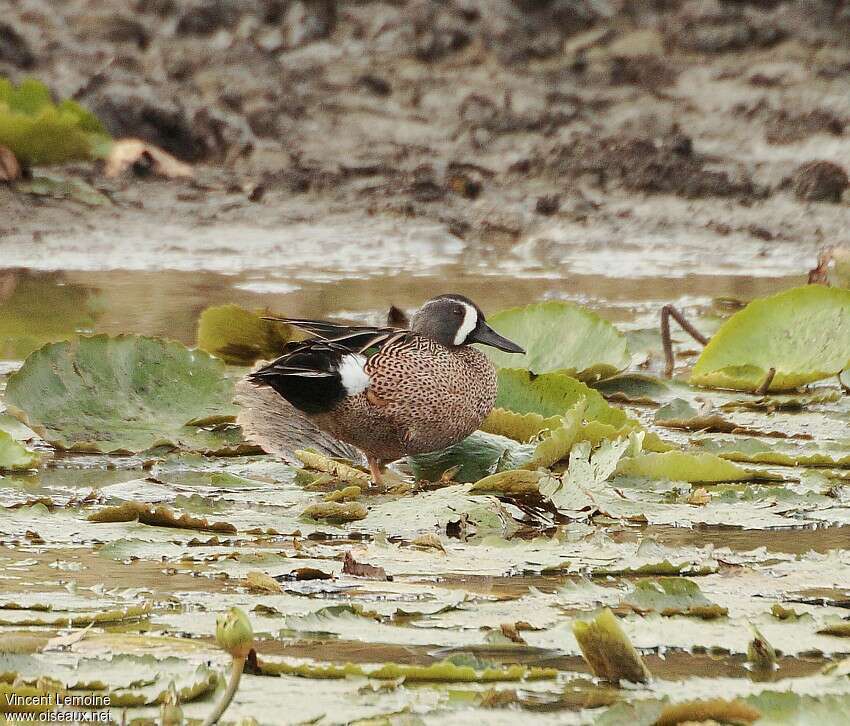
[246,294,524,484]
[311,333,497,462]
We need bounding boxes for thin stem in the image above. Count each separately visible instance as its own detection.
[755,367,776,395]
[203,654,246,726]
[661,304,710,378]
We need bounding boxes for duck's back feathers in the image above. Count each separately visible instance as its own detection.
[249,321,406,414]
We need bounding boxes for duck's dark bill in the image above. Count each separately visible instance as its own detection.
[470,323,525,354]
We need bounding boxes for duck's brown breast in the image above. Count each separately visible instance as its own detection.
[312,337,497,462]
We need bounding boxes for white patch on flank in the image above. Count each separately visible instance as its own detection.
[454,302,478,345]
[338,354,370,395]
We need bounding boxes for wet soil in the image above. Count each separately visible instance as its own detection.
[1,0,850,323]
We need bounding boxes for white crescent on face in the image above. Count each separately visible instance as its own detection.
[454,302,478,345]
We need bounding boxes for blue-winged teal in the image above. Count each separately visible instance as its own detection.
[248,294,525,484]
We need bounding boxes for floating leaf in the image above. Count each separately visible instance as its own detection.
[620,578,728,619]
[616,450,758,482]
[572,608,650,684]
[88,502,237,533]
[196,304,297,366]
[694,437,850,468]
[4,335,245,454]
[0,273,100,360]
[0,431,39,472]
[483,301,630,381]
[295,450,370,485]
[690,285,850,391]
[302,501,368,523]
[257,656,556,682]
[409,431,522,483]
[654,699,760,726]
[470,469,545,495]
[480,407,562,443]
[0,77,110,164]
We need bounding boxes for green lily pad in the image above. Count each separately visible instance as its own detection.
[4,335,244,454]
[620,578,728,619]
[616,450,760,482]
[483,301,630,381]
[0,431,39,472]
[0,273,101,360]
[690,285,850,392]
[196,303,297,365]
[409,431,524,483]
[0,77,110,164]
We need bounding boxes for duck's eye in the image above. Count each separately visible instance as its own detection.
[453,307,463,316]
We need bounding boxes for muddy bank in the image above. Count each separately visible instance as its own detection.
[1,1,850,296]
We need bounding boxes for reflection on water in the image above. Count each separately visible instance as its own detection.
[0,266,799,360]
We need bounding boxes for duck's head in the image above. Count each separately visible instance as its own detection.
[411,294,525,353]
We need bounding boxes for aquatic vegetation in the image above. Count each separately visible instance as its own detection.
[0,78,110,164]
[691,285,850,391]
[2,293,850,722]
[196,304,297,366]
[484,300,630,381]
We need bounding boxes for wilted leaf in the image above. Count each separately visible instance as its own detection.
[295,450,370,485]
[196,304,296,365]
[302,501,368,523]
[342,551,388,580]
[653,699,760,726]
[484,301,630,381]
[245,571,284,593]
[470,469,545,495]
[0,430,39,472]
[88,502,237,533]
[104,138,192,179]
[691,285,850,391]
[620,578,728,619]
[0,78,110,164]
[572,608,650,684]
[5,335,245,454]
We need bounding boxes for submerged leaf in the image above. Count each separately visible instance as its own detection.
[690,285,850,391]
[484,301,630,381]
[620,578,728,619]
[572,608,650,684]
[0,77,110,164]
[197,304,297,365]
[4,335,243,454]
[0,430,39,472]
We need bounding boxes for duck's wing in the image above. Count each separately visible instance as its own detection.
[248,328,408,414]
[264,316,397,342]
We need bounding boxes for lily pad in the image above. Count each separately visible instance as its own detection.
[620,578,728,619]
[4,335,244,454]
[0,78,110,164]
[196,304,297,365]
[0,431,39,472]
[616,450,759,482]
[0,273,101,360]
[690,285,850,391]
[484,301,630,381]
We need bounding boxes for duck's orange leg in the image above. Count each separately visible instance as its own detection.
[367,456,383,487]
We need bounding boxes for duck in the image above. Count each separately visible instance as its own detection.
[247,294,525,485]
